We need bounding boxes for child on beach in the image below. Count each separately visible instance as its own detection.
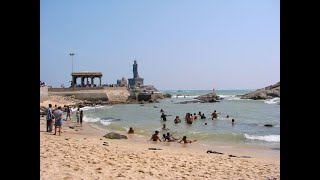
[178,136,197,144]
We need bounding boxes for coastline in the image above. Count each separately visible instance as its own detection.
[40,116,280,179]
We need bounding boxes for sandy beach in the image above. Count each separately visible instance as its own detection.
[40,116,279,180]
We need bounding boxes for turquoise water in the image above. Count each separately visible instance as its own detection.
[79,90,280,149]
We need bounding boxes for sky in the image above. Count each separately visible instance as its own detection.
[40,0,279,90]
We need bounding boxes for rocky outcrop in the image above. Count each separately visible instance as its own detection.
[103,132,128,139]
[241,82,280,100]
[195,93,221,103]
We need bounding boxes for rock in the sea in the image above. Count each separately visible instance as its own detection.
[103,132,128,139]
[163,93,172,98]
[264,124,273,127]
[241,82,280,100]
[195,93,220,103]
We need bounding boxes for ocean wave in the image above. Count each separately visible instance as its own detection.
[218,95,241,101]
[83,115,101,123]
[244,134,280,142]
[264,98,280,104]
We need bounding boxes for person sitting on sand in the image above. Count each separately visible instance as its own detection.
[174,116,181,124]
[201,113,206,119]
[166,133,178,141]
[150,131,162,142]
[128,127,134,134]
[211,110,218,120]
[160,112,167,121]
[53,106,63,136]
[178,136,197,144]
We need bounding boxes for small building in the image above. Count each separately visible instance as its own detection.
[117,77,128,87]
[71,71,102,87]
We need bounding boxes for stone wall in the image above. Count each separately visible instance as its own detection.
[48,87,130,102]
[40,86,49,102]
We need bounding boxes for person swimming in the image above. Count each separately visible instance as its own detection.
[174,116,181,124]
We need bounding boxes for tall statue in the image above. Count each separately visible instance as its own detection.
[133,60,139,78]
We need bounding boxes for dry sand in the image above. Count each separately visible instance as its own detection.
[40,116,280,180]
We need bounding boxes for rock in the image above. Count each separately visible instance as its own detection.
[264,124,273,127]
[103,132,128,139]
[195,93,220,103]
[175,100,200,104]
[163,93,172,98]
[241,82,280,100]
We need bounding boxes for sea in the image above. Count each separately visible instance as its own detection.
[73,90,280,151]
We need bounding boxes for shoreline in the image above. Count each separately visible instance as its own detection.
[40,116,280,179]
[87,121,279,161]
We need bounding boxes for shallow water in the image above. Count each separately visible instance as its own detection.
[77,90,280,150]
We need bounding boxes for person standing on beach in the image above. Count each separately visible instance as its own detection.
[46,104,54,132]
[66,106,72,121]
[53,106,63,136]
[76,108,80,123]
[80,110,83,126]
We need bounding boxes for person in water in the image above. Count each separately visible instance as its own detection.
[178,136,197,144]
[232,119,235,126]
[162,124,169,130]
[174,116,181,124]
[211,110,218,120]
[201,113,206,119]
[193,113,198,120]
[160,109,164,113]
[150,131,162,142]
[226,115,229,119]
[128,127,134,134]
[161,113,167,121]
[166,133,178,141]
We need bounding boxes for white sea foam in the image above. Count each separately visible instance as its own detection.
[81,105,112,111]
[264,98,280,104]
[218,95,242,101]
[83,115,101,123]
[244,134,280,142]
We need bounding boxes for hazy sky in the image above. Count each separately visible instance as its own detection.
[40,0,279,90]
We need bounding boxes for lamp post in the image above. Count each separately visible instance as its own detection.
[69,53,75,73]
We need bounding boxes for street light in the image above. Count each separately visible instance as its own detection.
[69,53,75,73]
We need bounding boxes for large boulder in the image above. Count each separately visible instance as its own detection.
[195,92,220,103]
[103,132,128,139]
[241,82,280,100]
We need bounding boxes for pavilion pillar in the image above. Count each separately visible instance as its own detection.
[91,77,94,85]
[99,77,101,86]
